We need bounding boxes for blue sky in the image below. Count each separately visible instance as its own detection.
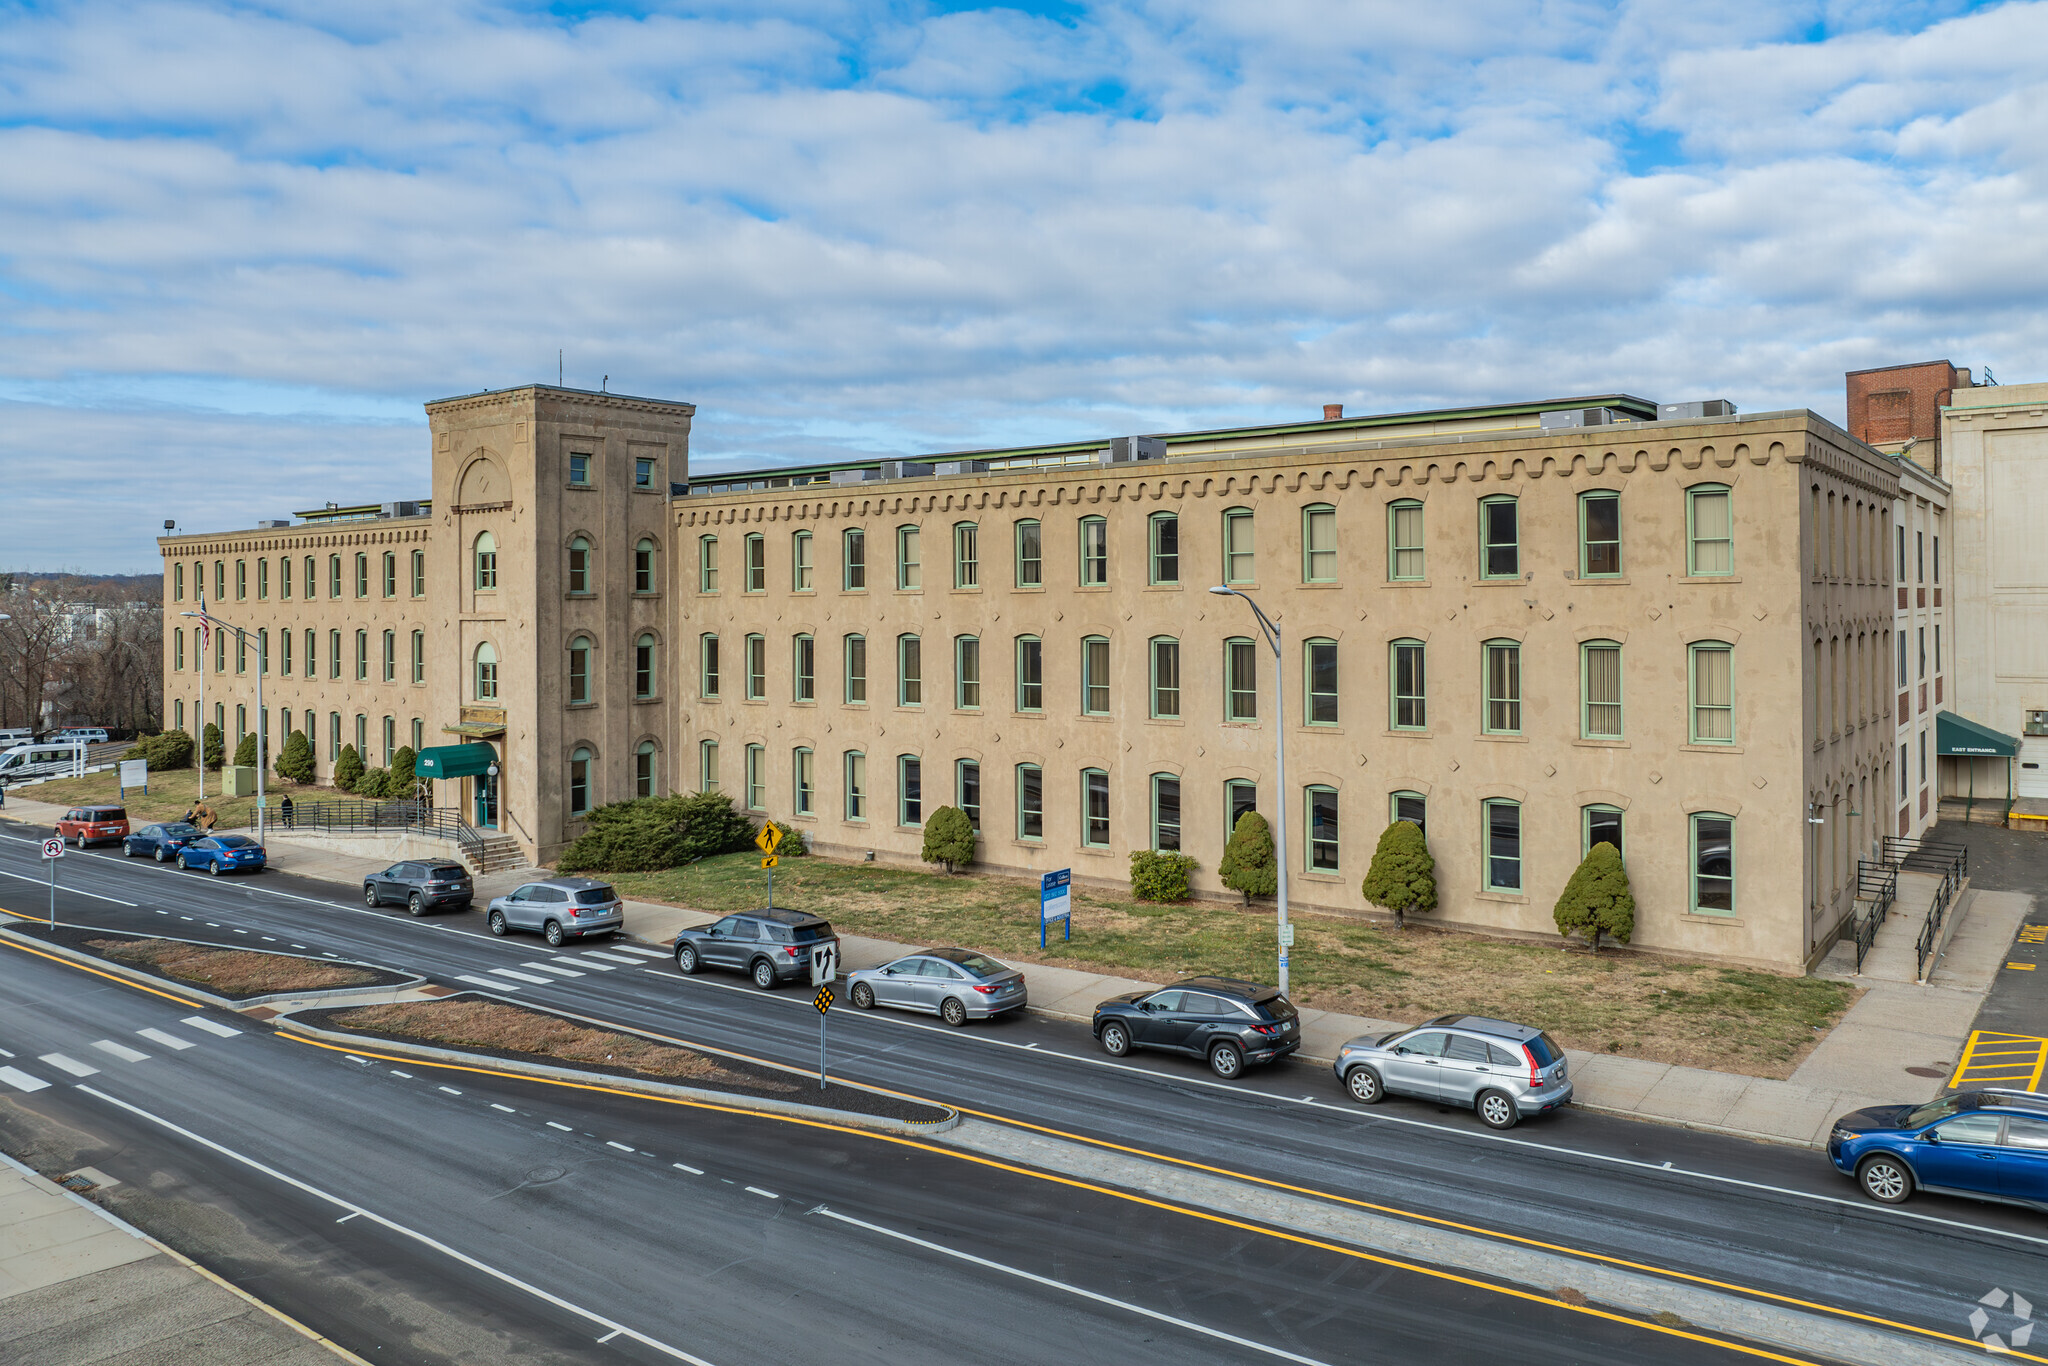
[2,0,2043,570]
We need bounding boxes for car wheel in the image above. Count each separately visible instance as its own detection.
[850,981,875,1009]
[1476,1089,1520,1130]
[1345,1066,1385,1104]
[752,959,778,991]
[364,884,380,907]
[209,861,225,877]
[75,833,85,849]
[941,996,969,1028]
[675,944,700,974]
[1208,1042,1245,1079]
[1858,1155,1913,1204]
[1100,1021,1131,1056]
[408,892,425,916]
[488,910,507,936]
[543,920,565,948]
[122,843,136,858]
[154,846,169,862]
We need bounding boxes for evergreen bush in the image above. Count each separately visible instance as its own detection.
[275,730,316,784]
[124,730,194,771]
[389,745,417,793]
[356,767,393,799]
[1361,819,1438,930]
[555,791,761,874]
[231,732,258,768]
[1218,811,1278,906]
[1129,849,1199,902]
[333,744,365,793]
[920,806,976,873]
[202,723,225,771]
[1552,841,1636,951]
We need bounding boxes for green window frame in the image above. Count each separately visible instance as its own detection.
[1302,504,1337,583]
[1689,642,1734,743]
[744,534,765,592]
[698,535,718,591]
[844,751,866,821]
[567,536,591,595]
[1483,640,1521,734]
[1016,763,1044,839]
[569,747,592,815]
[699,634,719,697]
[953,522,979,589]
[792,530,813,591]
[793,634,815,702]
[899,755,923,827]
[1390,639,1426,730]
[1079,516,1108,586]
[1226,637,1258,721]
[844,633,867,704]
[1580,641,1622,739]
[793,747,814,815]
[955,635,981,709]
[381,551,396,598]
[634,633,657,698]
[897,633,922,706]
[1691,813,1734,915]
[568,636,592,704]
[1391,790,1426,833]
[1583,804,1623,858]
[325,554,338,599]
[1483,798,1522,892]
[843,528,867,590]
[257,557,268,599]
[1687,484,1733,576]
[1081,768,1110,847]
[1306,785,1339,872]
[896,525,922,590]
[634,538,655,594]
[745,634,766,700]
[1480,496,1519,579]
[1016,636,1043,712]
[1082,636,1110,715]
[1225,780,1258,839]
[472,535,496,591]
[1149,637,1181,718]
[412,548,427,597]
[745,744,765,812]
[569,452,590,486]
[1151,773,1182,851]
[1015,519,1042,587]
[1223,508,1255,584]
[1149,512,1180,585]
[1305,639,1338,725]
[237,559,249,599]
[956,759,981,831]
[1579,491,1621,578]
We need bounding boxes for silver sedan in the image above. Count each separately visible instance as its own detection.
[845,947,1027,1026]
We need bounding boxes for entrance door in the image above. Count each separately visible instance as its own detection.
[2019,741,2048,800]
[473,769,499,829]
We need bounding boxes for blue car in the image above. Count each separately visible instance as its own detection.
[178,834,267,877]
[1830,1088,2048,1208]
[123,822,203,863]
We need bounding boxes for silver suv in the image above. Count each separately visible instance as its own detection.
[486,877,624,946]
[1334,1014,1571,1130]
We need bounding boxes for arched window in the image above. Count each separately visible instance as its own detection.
[1688,484,1733,576]
[1225,637,1258,721]
[1301,504,1337,582]
[793,633,815,702]
[1580,641,1622,739]
[1390,790,1426,832]
[635,537,657,594]
[354,553,369,597]
[1689,642,1734,743]
[698,535,718,592]
[325,554,339,598]
[381,550,396,597]
[953,522,979,588]
[636,741,658,799]
[793,747,814,814]
[474,532,498,590]
[569,746,592,815]
[745,534,765,592]
[1483,798,1522,892]
[474,642,499,701]
[635,633,657,699]
[568,537,592,595]
[791,530,813,591]
[568,636,592,704]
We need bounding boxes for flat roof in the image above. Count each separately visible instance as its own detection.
[424,382,696,410]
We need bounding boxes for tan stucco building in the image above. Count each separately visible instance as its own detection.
[160,386,1907,971]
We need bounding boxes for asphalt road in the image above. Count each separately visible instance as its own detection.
[5,823,2048,1362]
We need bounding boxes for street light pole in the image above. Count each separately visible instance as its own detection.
[1209,586,1290,998]
[181,608,266,843]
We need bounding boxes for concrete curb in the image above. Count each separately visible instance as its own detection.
[0,922,426,1011]
[273,1007,962,1138]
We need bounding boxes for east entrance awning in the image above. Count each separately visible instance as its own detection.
[1937,711,2020,758]
[416,743,497,779]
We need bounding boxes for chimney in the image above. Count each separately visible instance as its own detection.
[1323,404,1343,420]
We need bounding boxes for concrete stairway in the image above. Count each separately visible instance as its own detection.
[1827,868,1972,983]
[463,834,527,875]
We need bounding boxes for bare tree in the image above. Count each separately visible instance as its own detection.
[3,575,162,734]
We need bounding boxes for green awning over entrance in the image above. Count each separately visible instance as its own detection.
[416,743,496,779]
[1937,711,2020,758]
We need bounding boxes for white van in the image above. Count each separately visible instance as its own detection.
[53,727,109,744]
[0,741,88,782]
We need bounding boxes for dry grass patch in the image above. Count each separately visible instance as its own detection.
[90,938,378,995]
[24,767,353,830]
[333,999,797,1093]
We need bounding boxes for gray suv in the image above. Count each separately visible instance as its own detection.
[1334,1014,1572,1130]
[363,860,473,915]
[672,908,838,990]
[486,878,624,946]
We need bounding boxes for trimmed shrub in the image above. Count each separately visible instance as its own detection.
[231,732,258,768]
[275,730,316,784]
[125,730,194,771]
[333,744,365,793]
[1218,810,1277,906]
[356,767,393,799]
[1129,849,1199,903]
[1553,841,1636,951]
[388,745,417,792]
[202,723,225,771]
[556,792,760,874]
[1361,819,1438,930]
[920,806,976,873]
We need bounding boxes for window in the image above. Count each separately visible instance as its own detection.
[1305,639,1338,725]
[1896,523,1906,582]
[1223,508,1254,583]
[353,630,368,681]
[793,634,815,702]
[1584,805,1623,858]
[473,533,497,590]
[1150,637,1181,718]
[474,643,498,700]
[234,703,246,739]
[174,563,185,601]
[898,634,922,705]
[326,554,340,598]
[1150,512,1179,584]
[411,630,425,684]
[1306,786,1339,871]
[327,628,340,679]
[1896,629,1907,687]
[1226,780,1258,837]
[1691,813,1734,915]
[215,560,225,599]
[568,537,591,594]
[1687,485,1733,576]
[793,748,814,814]
[1934,535,1941,583]
[569,747,592,815]
[278,556,289,600]
[745,534,765,592]
[174,627,186,671]
[1484,799,1522,892]
[1392,790,1426,832]
[636,633,657,699]
[1014,520,1042,586]
[699,634,720,697]
[1082,636,1110,715]
[745,634,766,700]
[746,745,765,811]
[1226,638,1258,721]
[1302,505,1337,582]
[1483,640,1521,733]
[844,634,867,704]
[953,523,979,588]
[257,557,268,599]
[1935,624,1942,673]
[354,553,368,597]
[305,555,316,599]
[382,716,395,765]
[381,629,396,682]
[329,712,340,760]
[792,530,813,591]
[843,529,866,590]
[1580,642,1622,739]
[236,559,247,599]
[636,457,655,489]
[1917,627,1926,680]
[354,713,368,757]
[637,742,658,799]
[237,631,248,674]
[1580,491,1621,577]
[956,759,981,830]
[1480,497,1519,579]
[1016,764,1043,839]
[305,628,316,679]
[1016,636,1043,711]
[569,452,590,485]
[381,551,396,598]
[699,536,719,591]
[635,538,656,594]
[1152,774,1182,850]
[844,751,867,820]
[1391,640,1426,729]
[896,525,922,590]
[1082,769,1109,846]
[699,739,719,792]
[1917,530,1925,582]
[1689,643,1733,743]
[955,636,980,709]
[411,549,426,597]
[1078,516,1107,586]
[899,755,923,826]
[217,627,227,674]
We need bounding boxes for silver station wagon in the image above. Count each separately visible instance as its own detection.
[1334,1013,1572,1130]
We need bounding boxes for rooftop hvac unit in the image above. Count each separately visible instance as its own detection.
[1101,436,1168,464]
[255,519,291,530]
[1539,408,1616,429]
[933,460,990,477]
[380,501,422,518]
[1658,400,1738,421]
[877,461,935,480]
[829,468,881,485]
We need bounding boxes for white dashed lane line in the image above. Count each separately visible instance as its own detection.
[745,1187,779,1200]
[491,1104,516,1113]
[136,1028,193,1052]
[522,961,586,977]
[390,1071,413,1079]
[92,1040,150,1063]
[547,1122,574,1132]
[438,1086,463,1097]
[673,1163,703,1175]
[607,1142,635,1153]
[0,1066,50,1092]
[39,1053,99,1077]
[182,1016,241,1038]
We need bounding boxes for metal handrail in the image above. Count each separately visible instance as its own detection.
[256,798,468,843]
[1849,857,1895,973]
[1915,868,1958,981]
[1882,836,1968,881]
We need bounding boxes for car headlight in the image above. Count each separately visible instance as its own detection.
[1835,1131,1860,1141]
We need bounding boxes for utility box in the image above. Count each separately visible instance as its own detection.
[226,765,257,797]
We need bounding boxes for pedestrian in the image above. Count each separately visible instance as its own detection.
[195,801,216,832]
[280,794,294,829]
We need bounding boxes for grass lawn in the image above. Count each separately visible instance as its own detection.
[608,852,1858,1079]
[13,766,347,830]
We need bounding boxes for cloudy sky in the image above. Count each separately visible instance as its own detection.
[2,0,2043,571]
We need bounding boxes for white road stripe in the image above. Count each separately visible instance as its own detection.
[570,958,617,970]
[745,1187,778,1199]
[39,1054,99,1077]
[91,1040,149,1063]
[391,1071,413,1079]
[136,1028,194,1051]
[607,944,669,959]
[488,968,552,984]
[0,865,137,905]
[579,950,642,965]
[0,1048,12,1058]
[454,975,517,992]
[0,1066,50,1092]
[491,1104,516,1113]
[673,1163,703,1174]
[547,1121,574,1131]
[608,1141,635,1153]
[438,1086,462,1096]
[522,961,587,977]
[181,1016,241,1038]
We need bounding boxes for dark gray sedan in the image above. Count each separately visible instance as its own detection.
[363,860,474,915]
[846,947,1027,1026]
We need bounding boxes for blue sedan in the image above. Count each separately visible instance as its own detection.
[178,834,267,877]
[1830,1088,2048,1208]
[123,822,203,863]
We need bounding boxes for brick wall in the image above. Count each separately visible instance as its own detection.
[1846,360,1971,475]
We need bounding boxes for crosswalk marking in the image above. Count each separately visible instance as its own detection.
[455,974,517,992]
[522,961,586,977]
[0,1067,49,1092]
[488,968,553,984]
[569,958,616,971]
[39,1054,99,1077]
[92,1040,150,1063]
[607,944,669,959]
[580,950,643,965]
[136,1028,194,1052]
[182,1017,242,1038]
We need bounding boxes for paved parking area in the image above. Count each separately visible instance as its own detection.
[1931,821,2048,1082]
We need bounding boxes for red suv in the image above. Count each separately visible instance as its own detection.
[57,806,130,848]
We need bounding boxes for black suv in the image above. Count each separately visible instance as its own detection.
[672,908,839,990]
[363,860,474,915]
[1092,975,1301,1079]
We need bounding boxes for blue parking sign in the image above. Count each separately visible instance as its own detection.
[1040,868,1071,946]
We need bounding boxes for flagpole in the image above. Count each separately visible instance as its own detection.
[196,590,207,803]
